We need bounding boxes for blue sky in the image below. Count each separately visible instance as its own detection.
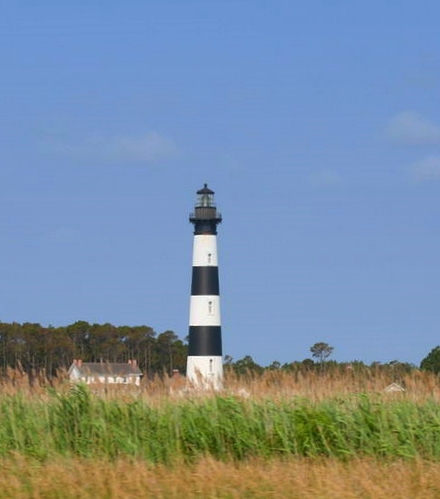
[1,1,440,366]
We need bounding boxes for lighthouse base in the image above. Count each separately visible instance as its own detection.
[186,356,223,390]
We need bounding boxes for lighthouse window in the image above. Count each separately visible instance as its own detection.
[207,252,212,264]
[208,300,213,315]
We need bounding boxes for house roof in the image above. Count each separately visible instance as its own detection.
[384,382,405,393]
[69,362,142,377]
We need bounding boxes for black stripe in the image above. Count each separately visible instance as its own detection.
[188,326,222,356]
[191,266,219,295]
[192,220,219,235]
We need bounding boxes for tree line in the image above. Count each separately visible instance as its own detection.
[0,321,187,379]
[0,321,438,381]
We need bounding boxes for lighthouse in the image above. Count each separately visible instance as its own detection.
[187,184,223,389]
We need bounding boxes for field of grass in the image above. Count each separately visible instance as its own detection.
[2,456,440,499]
[1,369,440,497]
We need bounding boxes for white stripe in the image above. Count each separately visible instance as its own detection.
[189,296,221,326]
[186,356,223,390]
[192,235,218,267]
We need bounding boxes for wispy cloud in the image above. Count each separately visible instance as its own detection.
[309,169,343,187]
[41,132,179,163]
[411,155,440,181]
[50,227,77,242]
[40,227,79,244]
[111,132,179,162]
[387,111,440,144]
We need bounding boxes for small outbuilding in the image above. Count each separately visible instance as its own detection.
[384,382,405,393]
[68,359,143,386]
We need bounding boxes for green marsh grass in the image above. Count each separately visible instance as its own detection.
[1,383,440,463]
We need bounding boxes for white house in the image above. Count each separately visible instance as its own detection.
[68,359,143,386]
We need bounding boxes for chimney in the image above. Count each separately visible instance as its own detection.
[128,359,132,365]
[78,359,82,367]
[132,359,137,367]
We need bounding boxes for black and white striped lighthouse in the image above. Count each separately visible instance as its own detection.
[187,184,223,389]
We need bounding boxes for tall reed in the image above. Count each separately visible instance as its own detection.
[2,384,440,463]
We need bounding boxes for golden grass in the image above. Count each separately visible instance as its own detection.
[222,368,440,402]
[1,456,439,499]
[2,367,440,405]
